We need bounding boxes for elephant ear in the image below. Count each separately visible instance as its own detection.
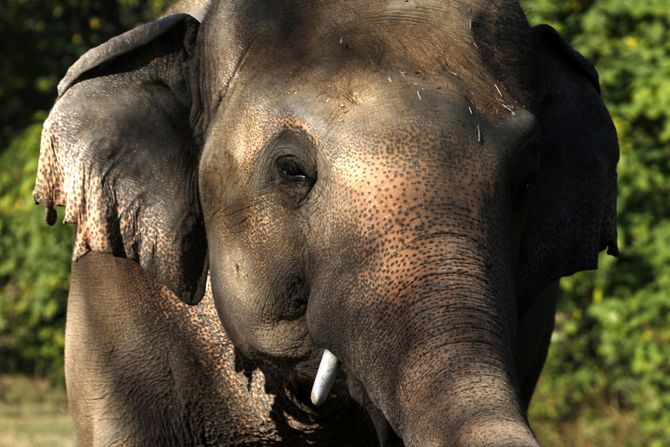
[33,14,208,304]
[516,25,619,308]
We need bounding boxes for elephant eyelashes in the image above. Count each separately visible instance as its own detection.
[277,156,311,183]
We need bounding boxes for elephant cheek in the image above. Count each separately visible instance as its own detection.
[207,256,252,354]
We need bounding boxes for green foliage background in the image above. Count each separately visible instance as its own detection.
[0,1,668,445]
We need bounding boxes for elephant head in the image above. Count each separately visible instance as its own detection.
[35,1,618,445]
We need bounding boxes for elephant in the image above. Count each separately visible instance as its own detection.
[33,0,619,445]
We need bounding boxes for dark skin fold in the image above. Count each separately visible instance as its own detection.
[35,1,618,445]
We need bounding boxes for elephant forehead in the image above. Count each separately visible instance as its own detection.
[203,0,534,116]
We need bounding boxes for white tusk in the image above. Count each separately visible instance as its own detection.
[310,349,339,406]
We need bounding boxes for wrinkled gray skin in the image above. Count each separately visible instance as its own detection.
[34,0,618,446]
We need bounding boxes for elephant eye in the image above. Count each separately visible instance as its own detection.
[277,156,311,183]
[263,130,317,207]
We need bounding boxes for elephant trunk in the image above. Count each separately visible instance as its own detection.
[309,238,540,447]
[370,277,537,446]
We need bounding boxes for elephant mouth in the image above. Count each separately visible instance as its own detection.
[266,362,384,443]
